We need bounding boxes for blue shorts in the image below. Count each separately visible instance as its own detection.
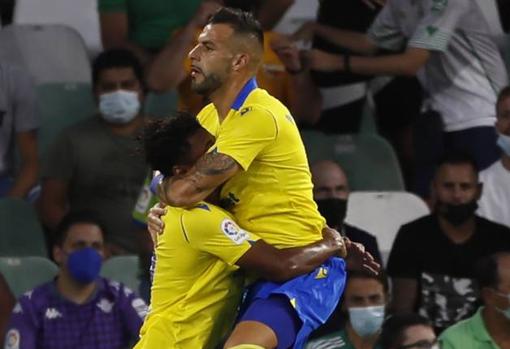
[238,257,346,349]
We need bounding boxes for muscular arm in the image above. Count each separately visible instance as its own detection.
[8,131,39,198]
[312,23,379,55]
[236,227,346,282]
[390,277,419,313]
[310,47,431,77]
[159,152,241,207]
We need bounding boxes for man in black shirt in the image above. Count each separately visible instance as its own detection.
[311,160,382,264]
[387,152,510,333]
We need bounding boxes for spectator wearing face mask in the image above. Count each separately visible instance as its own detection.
[306,270,388,349]
[38,49,147,255]
[440,252,510,349]
[478,86,510,228]
[311,160,382,264]
[387,151,510,333]
[3,211,147,349]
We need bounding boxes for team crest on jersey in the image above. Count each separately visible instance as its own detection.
[5,329,20,349]
[315,266,329,279]
[221,219,249,245]
[240,107,252,116]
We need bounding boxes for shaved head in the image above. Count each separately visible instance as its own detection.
[311,160,350,200]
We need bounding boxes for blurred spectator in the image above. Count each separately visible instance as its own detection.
[306,270,388,349]
[98,0,207,66]
[38,49,147,254]
[307,0,509,198]
[378,314,438,349]
[0,63,39,198]
[311,160,382,264]
[439,252,510,349]
[387,151,510,332]
[0,273,15,345]
[3,211,146,349]
[478,86,510,228]
[147,1,322,123]
[98,0,293,68]
[0,0,14,25]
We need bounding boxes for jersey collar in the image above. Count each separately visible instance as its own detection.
[231,77,258,111]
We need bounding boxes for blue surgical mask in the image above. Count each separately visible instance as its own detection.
[66,247,102,284]
[99,90,140,124]
[348,305,385,338]
[497,133,510,157]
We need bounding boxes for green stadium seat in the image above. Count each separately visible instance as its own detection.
[101,255,140,292]
[0,257,58,297]
[0,198,47,257]
[37,82,96,158]
[301,130,405,191]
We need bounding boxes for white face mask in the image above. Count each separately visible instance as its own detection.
[348,305,385,338]
[99,90,140,124]
[493,290,510,320]
[497,132,510,157]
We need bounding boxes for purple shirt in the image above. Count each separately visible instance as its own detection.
[4,278,147,349]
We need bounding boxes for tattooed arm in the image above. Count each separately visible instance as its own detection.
[158,151,241,207]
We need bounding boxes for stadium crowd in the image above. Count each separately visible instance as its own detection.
[0,0,509,348]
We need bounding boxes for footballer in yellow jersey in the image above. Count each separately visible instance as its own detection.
[137,113,345,349]
[155,7,376,349]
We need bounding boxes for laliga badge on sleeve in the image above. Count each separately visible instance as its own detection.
[221,219,249,245]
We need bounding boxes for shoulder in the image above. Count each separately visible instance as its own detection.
[56,117,103,140]
[344,223,377,242]
[399,214,435,233]
[440,314,475,343]
[16,281,55,312]
[475,216,510,234]
[98,278,148,317]
[480,161,504,181]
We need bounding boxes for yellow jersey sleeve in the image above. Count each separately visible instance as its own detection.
[214,106,278,170]
[180,204,260,266]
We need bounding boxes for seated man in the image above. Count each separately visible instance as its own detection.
[135,114,347,349]
[439,252,510,349]
[311,160,382,263]
[0,63,39,198]
[4,211,147,349]
[387,152,510,332]
[306,270,388,349]
[478,86,510,228]
[39,49,148,254]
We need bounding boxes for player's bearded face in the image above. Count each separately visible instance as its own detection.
[191,69,225,96]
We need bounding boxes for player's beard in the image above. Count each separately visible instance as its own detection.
[191,71,223,97]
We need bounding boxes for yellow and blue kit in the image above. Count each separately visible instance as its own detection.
[134,202,260,349]
[197,78,347,349]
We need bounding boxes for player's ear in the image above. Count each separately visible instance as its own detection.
[232,53,249,71]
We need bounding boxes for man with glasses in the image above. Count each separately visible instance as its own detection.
[439,252,510,348]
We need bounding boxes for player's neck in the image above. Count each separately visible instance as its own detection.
[210,75,254,121]
[56,271,97,305]
[346,323,378,349]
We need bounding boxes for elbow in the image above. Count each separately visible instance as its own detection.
[163,188,195,208]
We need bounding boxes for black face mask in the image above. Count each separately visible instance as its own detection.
[437,200,478,226]
[316,198,348,229]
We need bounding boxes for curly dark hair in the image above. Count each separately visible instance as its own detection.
[141,112,202,176]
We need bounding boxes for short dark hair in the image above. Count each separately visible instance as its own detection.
[347,269,389,294]
[92,49,144,90]
[497,86,510,114]
[475,252,510,289]
[223,0,261,13]
[54,211,107,247]
[208,7,264,46]
[378,314,433,349]
[435,150,479,177]
[141,112,202,176]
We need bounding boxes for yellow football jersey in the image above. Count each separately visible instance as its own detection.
[197,79,325,249]
[134,203,259,349]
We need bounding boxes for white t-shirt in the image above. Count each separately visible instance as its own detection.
[478,160,510,228]
[368,0,508,132]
